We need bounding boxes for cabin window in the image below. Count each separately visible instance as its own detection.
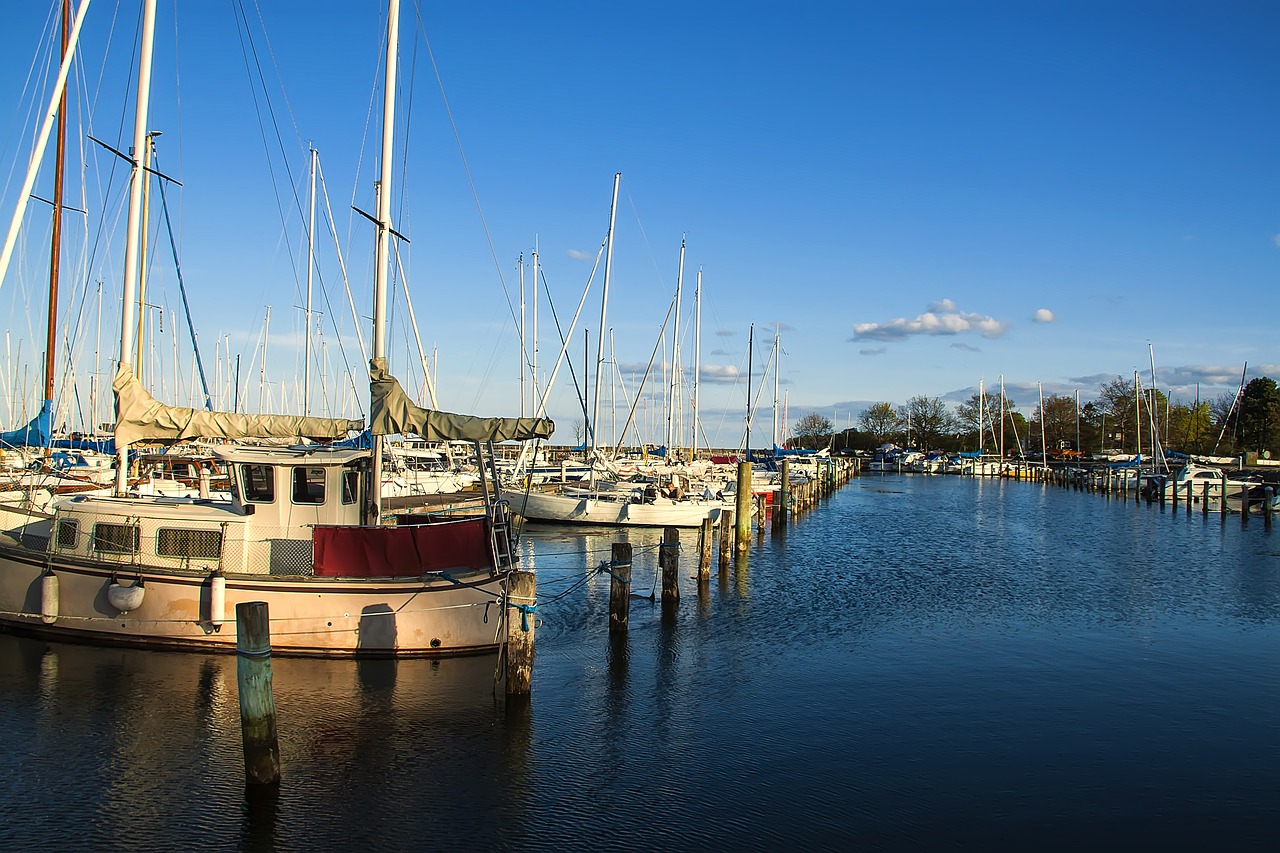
[240,464,275,503]
[56,519,78,549]
[292,466,326,504]
[93,522,139,555]
[156,528,223,560]
[342,466,360,505]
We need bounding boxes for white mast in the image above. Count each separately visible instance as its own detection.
[0,0,91,295]
[591,172,621,455]
[665,237,684,456]
[531,241,539,417]
[978,377,985,453]
[772,327,780,448]
[304,145,317,416]
[258,305,271,413]
[518,252,525,417]
[370,0,400,523]
[999,375,1005,460]
[692,267,701,458]
[115,0,158,496]
[1038,381,1047,464]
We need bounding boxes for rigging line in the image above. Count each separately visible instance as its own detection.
[410,1,518,331]
[231,2,305,308]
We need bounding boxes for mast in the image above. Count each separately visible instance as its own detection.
[518,252,525,417]
[532,242,539,418]
[692,267,701,458]
[42,0,71,446]
[591,172,621,455]
[1134,370,1141,460]
[999,375,1005,459]
[744,322,753,453]
[304,145,317,417]
[1038,381,1047,464]
[369,0,400,524]
[0,0,91,295]
[772,327,780,448]
[135,130,160,381]
[116,0,159,496]
[978,378,984,453]
[665,237,684,456]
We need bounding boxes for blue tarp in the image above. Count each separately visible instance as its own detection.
[0,400,52,449]
[773,444,820,457]
[329,429,373,450]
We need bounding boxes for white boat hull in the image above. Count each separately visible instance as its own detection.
[0,543,507,656]
[510,489,723,527]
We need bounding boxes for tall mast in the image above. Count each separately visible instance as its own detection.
[692,267,701,458]
[1038,381,1047,463]
[370,0,400,523]
[0,0,91,295]
[772,327,780,448]
[116,0,159,496]
[304,145,317,416]
[999,375,1005,459]
[978,378,985,453]
[43,0,71,426]
[135,130,159,381]
[591,172,621,454]
[665,237,684,456]
[518,252,525,417]
[531,241,539,418]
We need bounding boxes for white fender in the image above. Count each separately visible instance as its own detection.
[107,580,145,614]
[209,570,226,629]
[40,571,59,624]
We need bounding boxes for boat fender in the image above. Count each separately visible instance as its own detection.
[209,570,226,630]
[40,571,59,624]
[107,579,146,614]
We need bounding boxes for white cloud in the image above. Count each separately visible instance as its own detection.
[698,365,741,384]
[566,248,592,261]
[950,342,981,352]
[851,298,1009,342]
[1032,308,1056,323]
[1273,233,1280,248]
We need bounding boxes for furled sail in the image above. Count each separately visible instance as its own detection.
[113,363,361,445]
[369,357,553,442]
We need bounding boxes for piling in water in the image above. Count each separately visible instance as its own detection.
[236,601,280,787]
[735,461,752,552]
[697,518,713,582]
[609,542,632,634]
[660,526,680,606]
[505,570,536,697]
[718,510,733,574]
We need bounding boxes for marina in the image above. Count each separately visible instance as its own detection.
[2,472,1277,848]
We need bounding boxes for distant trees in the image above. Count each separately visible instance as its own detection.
[1239,377,1280,455]
[792,412,833,450]
[858,403,900,445]
[1032,393,1078,451]
[897,395,952,452]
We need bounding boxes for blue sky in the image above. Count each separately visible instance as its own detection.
[1,1,1277,447]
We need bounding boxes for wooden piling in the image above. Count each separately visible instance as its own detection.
[660,526,680,606]
[235,601,280,787]
[1202,481,1210,518]
[505,570,536,697]
[1242,487,1250,528]
[718,510,733,573]
[735,461,752,552]
[1265,487,1273,530]
[775,459,790,530]
[697,518,713,581]
[609,542,632,634]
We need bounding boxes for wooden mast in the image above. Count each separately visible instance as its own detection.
[43,0,71,440]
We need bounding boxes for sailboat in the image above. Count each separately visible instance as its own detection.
[507,204,727,528]
[0,0,551,655]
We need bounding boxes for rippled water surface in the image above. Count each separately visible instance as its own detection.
[2,475,1278,850]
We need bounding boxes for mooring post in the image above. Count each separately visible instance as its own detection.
[697,517,713,581]
[1264,487,1274,531]
[235,601,280,788]
[1202,481,1210,518]
[660,526,680,606]
[1242,487,1250,528]
[718,510,733,573]
[735,461,752,552]
[776,459,790,530]
[505,570,536,697]
[1221,473,1229,526]
[609,542,632,634]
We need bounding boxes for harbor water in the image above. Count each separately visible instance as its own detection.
[1,474,1277,849]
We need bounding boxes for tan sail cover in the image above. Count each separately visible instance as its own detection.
[113,363,361,445]
[369,357,553,441]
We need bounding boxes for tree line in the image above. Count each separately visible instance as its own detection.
[786,375,1280,459]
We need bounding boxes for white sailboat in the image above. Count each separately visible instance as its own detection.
[0,0,552,655]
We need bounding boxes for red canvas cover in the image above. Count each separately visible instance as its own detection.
[312,518,493,578]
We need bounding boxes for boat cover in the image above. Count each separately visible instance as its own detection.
[312,517,493,577]
[369,357,553,442]
[113,363,361,445]
[0,399,51,448]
